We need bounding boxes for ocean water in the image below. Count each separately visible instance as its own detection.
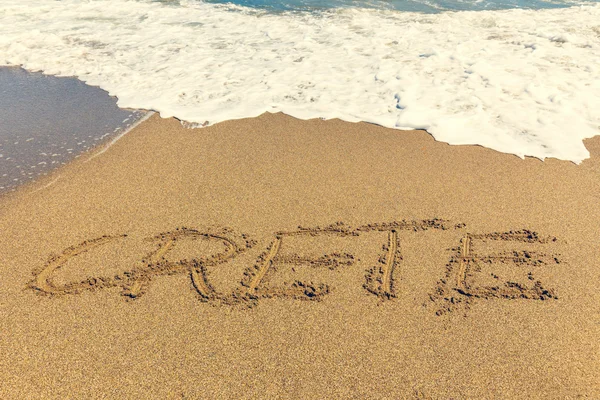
[0,0,599,162]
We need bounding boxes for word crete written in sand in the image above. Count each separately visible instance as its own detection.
[28,220,560,314]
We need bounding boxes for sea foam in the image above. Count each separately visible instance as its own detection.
[1,0,599,162]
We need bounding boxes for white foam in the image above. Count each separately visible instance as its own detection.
[1,0,599,162]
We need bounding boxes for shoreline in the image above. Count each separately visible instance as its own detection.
[4,109,594,203]
[1,113,599,398]
[0,111,153,202]
[0,66,148,195]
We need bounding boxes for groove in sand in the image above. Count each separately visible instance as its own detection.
[190,266,212,299]
[382,230,398,296]
[456,234,470,289]
[248,236,282,292]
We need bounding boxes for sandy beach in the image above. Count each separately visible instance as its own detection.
[1,113,599,398]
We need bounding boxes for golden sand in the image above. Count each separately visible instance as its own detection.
[1,113,599,398]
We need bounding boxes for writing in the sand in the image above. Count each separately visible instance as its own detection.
[29,220,560,315]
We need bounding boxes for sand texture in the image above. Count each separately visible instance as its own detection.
[0,113,599,398]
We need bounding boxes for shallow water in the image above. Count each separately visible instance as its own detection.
[0,67,146,194]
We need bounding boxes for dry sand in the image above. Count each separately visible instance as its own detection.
[0,113,599,398]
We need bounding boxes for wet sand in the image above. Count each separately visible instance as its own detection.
[0,66,146,194]
[0,113,599,398]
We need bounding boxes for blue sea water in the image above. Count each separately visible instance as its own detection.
[198,0,589,12]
